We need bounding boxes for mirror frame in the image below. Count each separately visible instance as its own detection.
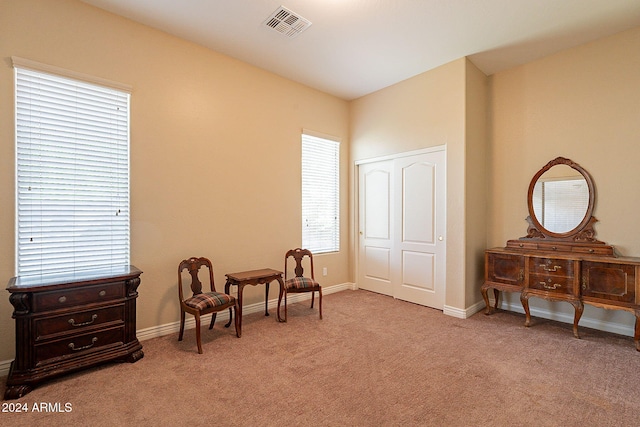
[524,157,599,242]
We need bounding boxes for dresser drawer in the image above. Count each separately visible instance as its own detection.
[571,245,615,256]
[529,274,574,294]
[34,326,125,366]
[35,304,125,341]
[487,252,525,286]
[581,261,636,304]
[530,258,574,277]
[32,282,125,312]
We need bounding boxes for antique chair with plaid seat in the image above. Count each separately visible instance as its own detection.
[178,257,240,353]
[279,248,323,321]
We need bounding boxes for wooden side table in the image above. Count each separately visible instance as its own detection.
[223,268,284,335]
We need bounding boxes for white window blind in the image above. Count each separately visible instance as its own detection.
[532,177,589,233]
[301,133,340,254]
[15,65,130,278]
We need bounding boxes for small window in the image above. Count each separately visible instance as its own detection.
[301,132,340,254]
[15,62,131,278]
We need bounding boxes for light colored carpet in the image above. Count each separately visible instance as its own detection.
[1,289,639,426]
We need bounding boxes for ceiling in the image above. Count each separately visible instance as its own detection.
[80,0,640,100]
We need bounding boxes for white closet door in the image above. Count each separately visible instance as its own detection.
[357,148,446,309]
[358,159,395,296]
[394,150,446,308]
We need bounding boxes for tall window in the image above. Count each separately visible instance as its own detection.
[301,132,340,253]
[14,59,131,278]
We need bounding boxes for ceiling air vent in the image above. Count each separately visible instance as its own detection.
[263,6,312,38]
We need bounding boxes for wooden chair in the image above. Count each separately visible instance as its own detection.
[178,257,240,353]
[279,248,322,321]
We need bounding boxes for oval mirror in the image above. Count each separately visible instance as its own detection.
[532,165,589,233]
[527,157,595,238]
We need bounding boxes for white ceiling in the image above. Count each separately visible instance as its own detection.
[81,0,640,100]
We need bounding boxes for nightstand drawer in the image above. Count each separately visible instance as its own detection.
[33,282,125,311]
[34,326,125,366]
[529,274,574,294]
[35,304,125,341]
[530,258,574,277]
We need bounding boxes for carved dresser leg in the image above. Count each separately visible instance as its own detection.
[570,300,584,339]
[480,285,492,315]
[521,293,531,327]
[635,313,640,352]
[4,384,32,400]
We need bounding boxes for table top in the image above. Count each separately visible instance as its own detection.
[7,265,142,292]
[225,268,283,282]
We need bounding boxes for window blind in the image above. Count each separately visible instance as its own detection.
[15,66,130,277]
[301,133,340,254]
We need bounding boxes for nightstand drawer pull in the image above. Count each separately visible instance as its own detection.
[541,265,562,272]
[58,296,67,303]
[68,337,98,351]
[99,290,107,297]
[68,314,98,327]
[541,282,561,290]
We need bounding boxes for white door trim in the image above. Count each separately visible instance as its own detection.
[354,145,447,166]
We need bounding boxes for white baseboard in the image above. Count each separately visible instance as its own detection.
[0,359,12,378]
[0,282,356,378]
[490,297,635,338]
[137,281,355,341]
[444,300,486,319]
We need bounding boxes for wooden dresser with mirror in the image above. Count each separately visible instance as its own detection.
[481,157,640,351]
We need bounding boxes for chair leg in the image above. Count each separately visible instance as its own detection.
[195,313,203,354]
[178,310,186,341]
[277,290,283,322]
[319,288,323,320]
[225,307,233,328]
[209,312,217,330]
[284,290,288,322]
[310,291,315,308]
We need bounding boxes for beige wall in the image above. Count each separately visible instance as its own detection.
[489,27,640,325]
[350,58,487,312]
[0,0,350,361]
[464,60,489,308]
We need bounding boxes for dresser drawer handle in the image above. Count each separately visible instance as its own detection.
[58,296,67,303]
[68,314,98,327]
[68,337,98,352]
[541,282,561,290]
[541,265,561,272]
[99,290,107,297]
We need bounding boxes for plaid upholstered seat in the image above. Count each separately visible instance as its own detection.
[178,257,240,354]
[184,291,234,311]
[285,277,319,290]
[278,248,322,321]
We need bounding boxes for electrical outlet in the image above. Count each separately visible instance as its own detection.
[322,267,327,276]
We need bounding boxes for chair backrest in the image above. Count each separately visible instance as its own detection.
[178,257,215,302]
[285,248,315,281]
